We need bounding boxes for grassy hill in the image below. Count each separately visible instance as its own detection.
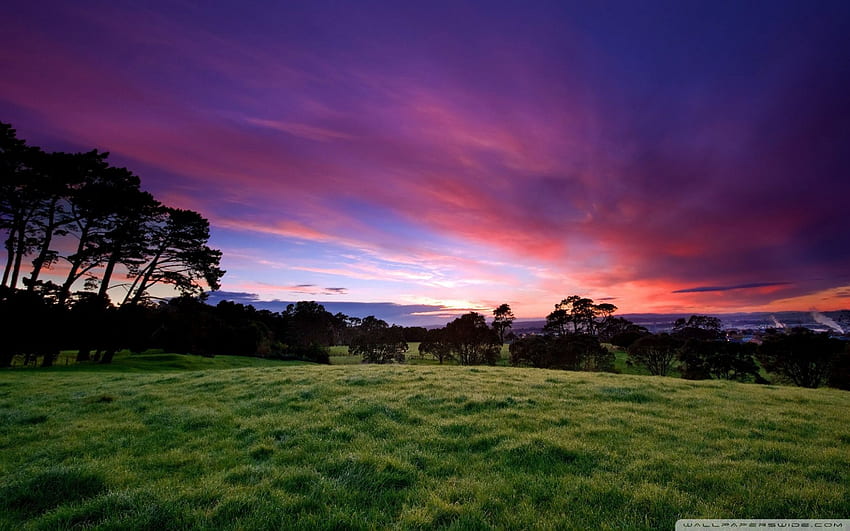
[1,355,848,529]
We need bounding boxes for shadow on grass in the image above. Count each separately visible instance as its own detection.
[0,466,108,518]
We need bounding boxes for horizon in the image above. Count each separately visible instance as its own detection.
[204,291,850,328]
[2,1,849,320]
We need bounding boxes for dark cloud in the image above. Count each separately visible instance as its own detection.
[3,1,850,314]
[206,291,259,304]
[673,282,792,294]
[206,292,454,326]
[324,287,348,294]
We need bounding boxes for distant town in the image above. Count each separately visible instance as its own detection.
[511,310,850,343]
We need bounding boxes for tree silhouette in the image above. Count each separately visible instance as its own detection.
[418,328,452,364]
[598,316,647,346]
[545,296,619,337]
[492,303,515,343]
[95,186,160,300]
[672,315,723,341]
[122,207,224,305]
[24,152,84,291]
[510,334,613,371]
[757,328,844,388]
[56,154,146,304]
[544,304,570,337]
[678,340,760,381]
[350,316,407,363]
[627,334,679,376]
[443,312,501,365]
[1,123,44,289]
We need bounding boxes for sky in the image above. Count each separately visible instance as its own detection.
[2,0,849,325]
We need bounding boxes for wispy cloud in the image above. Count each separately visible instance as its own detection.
[206,291,466,325]
[3,1,849,317]
[673,282,792,294]
[245,117,355,142]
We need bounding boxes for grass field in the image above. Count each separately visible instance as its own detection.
[1,353,849,529]
[332,344,514,367]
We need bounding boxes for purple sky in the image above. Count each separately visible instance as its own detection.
[2,0,849,325]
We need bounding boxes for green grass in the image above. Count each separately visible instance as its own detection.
[1,358,848,529]
[7,350,306,372]
[331,343,515,367]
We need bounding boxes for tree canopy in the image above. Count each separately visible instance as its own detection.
[544,296,618,337]
[0,122,224,306]
[350,316,408,364]
[757,328,845,388]
[492,303,515,344]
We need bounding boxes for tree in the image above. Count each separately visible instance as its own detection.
[509,335,551,368]
[571,334,616,372]
[442,312,501,365]
[402,326,428,343]
[56,154,145,304]
[627,334,679,376]
[350,316,407,363]
[1,124,45,289]
[672,315,723,341]
[593,302,618,335]
[66,292,113,362]
[510,334,614,371]
[598,316,647,346]
[543,304,570,337]
[122,207,224,305]
[828,345,850,390]
[678,340,760,382]
[278,301,335,363]
[544,296,619,337]
[418,328,452,363]
[95,186,161,301]
[492,303,515,344]
[571,297,598,334]
[0,286,63,367]
[24,152,88,291]
[757,328,845,388]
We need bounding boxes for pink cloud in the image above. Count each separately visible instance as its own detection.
[3,2,849,318]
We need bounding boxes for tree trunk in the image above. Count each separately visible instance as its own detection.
[2,231,16,287]
[28,200,59,290]
[9,224,27,289]
[58,225,91,305]
[127,250,162,306]
[41,350,56,367]
[98,246,121,299]
[99,348,116,364]
[76,347,91,362]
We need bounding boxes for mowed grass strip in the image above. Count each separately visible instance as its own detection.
[1,360,848,529]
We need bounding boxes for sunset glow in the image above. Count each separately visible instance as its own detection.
[2,1,848,324]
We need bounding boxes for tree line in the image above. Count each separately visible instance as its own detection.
[0,122,437,367]
[1,122,225,365]
[623,315,849,389]
[501,302,847,390]
[406,296,849,390]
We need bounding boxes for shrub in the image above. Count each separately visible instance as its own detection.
[350,317,407,364]
[627,334,679,376]
[757,328,845,388]
[510,334,614,372]
[678,340,760,382]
